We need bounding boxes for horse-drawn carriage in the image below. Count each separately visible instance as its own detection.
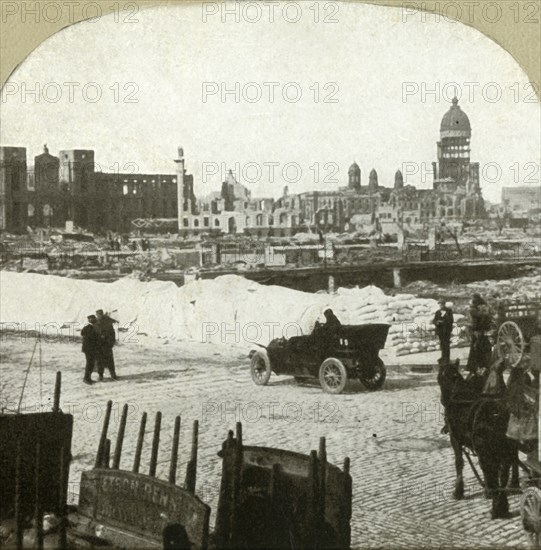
[512,335,541,548]
[491,297,541,546]
[249,324,390,394]
[496,297,541,367]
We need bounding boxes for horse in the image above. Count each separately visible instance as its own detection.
[437,353,518,519]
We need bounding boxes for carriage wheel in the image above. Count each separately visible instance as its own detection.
[521,487,541,548]
[497,321,525,367]
[250,351,271,385]
[319,358,348,394]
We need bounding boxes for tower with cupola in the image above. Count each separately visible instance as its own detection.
[348,162,361,191]
[432,97,484,218]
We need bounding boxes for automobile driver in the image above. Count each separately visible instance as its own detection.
[314,308,342,348]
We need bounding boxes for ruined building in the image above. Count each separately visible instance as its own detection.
[0,98,486,236]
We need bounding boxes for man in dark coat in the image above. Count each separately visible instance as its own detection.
[81,315,98,385]
[321,308,341,332]
[95,309,118,381]
[466,293,493,374]
[432,299,454,362]
[314,308,342,351]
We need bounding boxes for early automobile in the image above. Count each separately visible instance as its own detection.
[249,323,390,394]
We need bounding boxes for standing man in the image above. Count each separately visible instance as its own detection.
[96,309,118,381]
[432,299,454,362]
[81,315,98,385]
[466,293,493,374]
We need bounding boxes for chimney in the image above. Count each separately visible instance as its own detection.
[175,147,185,231]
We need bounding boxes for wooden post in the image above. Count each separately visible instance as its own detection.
[149,411,162,477]
[269,463,281,548]
[103,439,111,469]
[53,371,61,412]
[112,403,129,470]
[95,400,113,468]
[185,420,198,493]
[213,429,235,547]
[230,422,243,546]
[308,450,319,549]
[133,412,147,473]
[342,457,352,550]
[343,456,350,475]
[15,443,23,550]
[169,416,181,484]
[393,267,402,288]
[318,436,327,525]
[58,446,67,550]
[235,422,243,448]
[35,443,44,550]
[226,429,234,448]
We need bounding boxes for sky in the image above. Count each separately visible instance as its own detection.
[0,1,539,203]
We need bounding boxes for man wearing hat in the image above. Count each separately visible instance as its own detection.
[313,308,342,351]
[432,299,454,362]
[467,293,493,373]
[81,315,98,385]
[95,309,118,381]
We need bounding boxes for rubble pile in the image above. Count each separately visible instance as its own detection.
[0,272,466,357]
[406,268,541,310]
[334,247,402,265]
[464,272,541,301]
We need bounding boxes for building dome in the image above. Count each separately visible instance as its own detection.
[348,162,360,174]
[440,97,471,139]
[394,169,404,189]
[348,161,361,191]
[368,168,378,191]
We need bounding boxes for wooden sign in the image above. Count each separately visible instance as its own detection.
[78,469,210,549]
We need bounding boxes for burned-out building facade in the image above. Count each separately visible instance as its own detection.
[1,98,488,236]
[0,145,180,234]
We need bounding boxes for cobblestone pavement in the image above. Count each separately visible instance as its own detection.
[0,334,530,548]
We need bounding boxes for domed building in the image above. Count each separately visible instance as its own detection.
[440,96,471,138]
[368,168,379,193]
[0,97,488,236]
[434,97,474,190]
[432,97,485,219]
[394,170,404,190]
[380,97,486,236]
[348,161,361,191]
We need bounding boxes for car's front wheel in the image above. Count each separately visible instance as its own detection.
[250,351,271,385]
[319,358,348,394]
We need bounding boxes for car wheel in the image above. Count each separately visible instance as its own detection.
[319,358,347,394]
[250,351,271,385]
[359,357,386,391]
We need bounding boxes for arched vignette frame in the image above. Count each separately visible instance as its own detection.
[0,0,539,99]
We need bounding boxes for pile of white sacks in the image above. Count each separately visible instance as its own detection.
[327,287,466,356]
[0,272,465,357]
